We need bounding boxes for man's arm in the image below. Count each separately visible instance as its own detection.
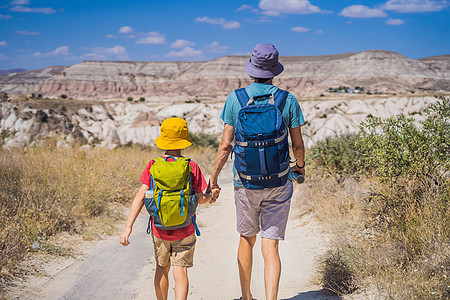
[209,123,235,198]
[289,126,306,176]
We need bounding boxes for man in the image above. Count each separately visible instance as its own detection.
[209,43,306,300]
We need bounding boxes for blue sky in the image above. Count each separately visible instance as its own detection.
[0,0,449,70]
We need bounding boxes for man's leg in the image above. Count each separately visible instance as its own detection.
[154,263,171,300]
[173,266,189,300]
[238,234,256,300]
[261,237,281,300]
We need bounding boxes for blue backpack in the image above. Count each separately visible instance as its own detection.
[233,88,290,190]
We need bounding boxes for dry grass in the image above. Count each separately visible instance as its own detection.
[0,142,217,289]
[301,168,450,299]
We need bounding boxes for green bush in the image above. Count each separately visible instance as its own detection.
[316,96,450,298]
[0,128,15,147]
[60,94,67,99]
[127,97,133,102]
[308,133,361,175]
[190,132,219,148]
[139,97,145,102]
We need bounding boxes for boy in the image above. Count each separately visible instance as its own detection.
[119,117,219,300]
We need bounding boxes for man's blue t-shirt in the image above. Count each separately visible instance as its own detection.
[220,82,306,187]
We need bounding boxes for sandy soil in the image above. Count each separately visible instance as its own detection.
[5,161,338,300]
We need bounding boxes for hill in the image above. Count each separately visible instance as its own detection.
[0,50,448,100]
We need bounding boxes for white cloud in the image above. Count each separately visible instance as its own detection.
[10,6,56,14]
[119,26,134,34]
[292,26,310,32]
[136,36,166,45]
[107,46,126,55]
[339,5,388,18]
[33,46,70,58]
[15,30,39,35]
[195,17,241,29]
[81,45,128,60]
[222,20,240,29]
[195,17,223,25]
[205,41,228,53]
[236,4,259,13]
[382,0,448,13]
[386,18,405,25]
[316,29,324,34]
[170,39,195,48]
[105,34,117,38]
[10,0,29,5]
[259,0,321,15]
[0,41,6,47]
[255,16,274,22]
[0,14,13,19]
[166,47,202,58]
[0,54,8,60]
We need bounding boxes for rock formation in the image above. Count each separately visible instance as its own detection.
[0,96,439,149]
[0,50,448,100]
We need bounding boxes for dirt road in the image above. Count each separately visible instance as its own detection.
[7,161,337,300]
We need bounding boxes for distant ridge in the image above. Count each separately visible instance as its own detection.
[0,50,448,100]
[0,68,27,75]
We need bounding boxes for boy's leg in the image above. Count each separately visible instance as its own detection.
[170,234,196,300]
[154,263,171,300]
[261,237,281,300]
[238,234,256,300]
[173,266,189,300]
[152,234,172,300]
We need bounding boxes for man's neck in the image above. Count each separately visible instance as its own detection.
[254,78,273,84]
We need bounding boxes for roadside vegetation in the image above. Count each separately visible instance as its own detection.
[0,141,217,290]
[306,96,449,298]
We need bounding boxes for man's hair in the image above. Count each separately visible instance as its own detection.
[250,76,273,83]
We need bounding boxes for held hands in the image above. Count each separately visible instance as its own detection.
[206,179,221,203]
[209,188,221,203]
[119,226,132,246]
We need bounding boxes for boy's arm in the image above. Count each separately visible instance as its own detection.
[119,184,149,246]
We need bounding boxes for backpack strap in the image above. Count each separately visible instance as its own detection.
[192,215,201,236]
[235,88,250,108]
[236,88,288,108]
[273,89,289,108]
[238,165,290,181]
[147,217,152,234]
[180,189,184,217]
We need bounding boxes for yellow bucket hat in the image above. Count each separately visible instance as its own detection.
[155,117,193,150]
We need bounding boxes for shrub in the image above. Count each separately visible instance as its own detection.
[127,97,133,102]
[190,132,219,148]
[321,249,359,295]
[308,133,361,175]
[139,97,145,102]
[314,96,450,298]
[0,128,15,147]
[60,94,67,99]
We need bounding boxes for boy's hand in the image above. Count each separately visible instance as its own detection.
[119,227,132,246]
[209,188,221,203]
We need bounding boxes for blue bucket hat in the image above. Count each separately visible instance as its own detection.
[244,43,284,79]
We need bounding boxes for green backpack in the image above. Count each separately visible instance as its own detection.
[144,156,199,235]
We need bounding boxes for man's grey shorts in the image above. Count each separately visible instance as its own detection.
[234,181,293,240]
